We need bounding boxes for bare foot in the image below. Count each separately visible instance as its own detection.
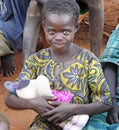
[1,54,16,76]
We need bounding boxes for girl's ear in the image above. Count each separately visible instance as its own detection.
[75,24,79,33]
[42,21,45,29]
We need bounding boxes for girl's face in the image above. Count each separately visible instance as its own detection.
[43,13,77,54]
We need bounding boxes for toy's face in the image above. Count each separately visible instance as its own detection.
[16,75,52,99]
[43,13,77,54]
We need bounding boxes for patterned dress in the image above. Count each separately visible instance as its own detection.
[18,47,111,130]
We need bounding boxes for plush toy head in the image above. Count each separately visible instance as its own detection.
[4,78,30,94]
[4,75,53,99]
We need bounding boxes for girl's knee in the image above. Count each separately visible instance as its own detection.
[0,113,10,130]
[28,0,41,18]
[0,122,10,130]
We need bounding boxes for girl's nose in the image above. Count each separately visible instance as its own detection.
[54,33,63,41]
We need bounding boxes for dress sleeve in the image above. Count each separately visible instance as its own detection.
[88,52,112,105]
[16,54,38,81]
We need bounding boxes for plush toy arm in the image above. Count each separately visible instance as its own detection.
[52,90,74,103]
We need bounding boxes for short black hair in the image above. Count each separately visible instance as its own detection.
[42,0,80,27]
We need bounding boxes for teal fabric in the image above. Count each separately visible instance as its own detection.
[100,24,119,89]
[83,24,119,130]
[83,113,119,130]
[100,24,119,66]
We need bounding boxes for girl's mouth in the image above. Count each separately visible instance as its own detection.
[53,43,64,48]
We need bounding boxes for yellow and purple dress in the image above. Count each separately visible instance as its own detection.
[18,47,111,130]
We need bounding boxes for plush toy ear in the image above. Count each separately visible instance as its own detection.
[17,78,30,90]
[76,115,89,127]
[4,81,16,93]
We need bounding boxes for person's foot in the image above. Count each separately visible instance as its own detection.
[1,54,16,76]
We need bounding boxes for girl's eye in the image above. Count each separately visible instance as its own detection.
[63,30,70,35]
[48,30,55,35]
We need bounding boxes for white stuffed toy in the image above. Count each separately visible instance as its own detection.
[4,75,89,130]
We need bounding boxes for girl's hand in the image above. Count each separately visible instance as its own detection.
[30,96,57,114]
[42,102,77,124]
[107,104,119,124]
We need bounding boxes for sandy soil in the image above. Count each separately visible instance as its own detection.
[0,0,119,130]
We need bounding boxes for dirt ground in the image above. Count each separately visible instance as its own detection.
[0,0,119,130]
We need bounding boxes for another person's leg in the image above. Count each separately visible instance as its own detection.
[0,32,15,76]
[77,0,104,57]
[22,0,41,65]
